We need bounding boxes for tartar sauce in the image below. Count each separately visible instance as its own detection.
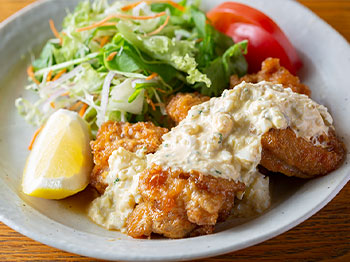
[88,148,146,231]
[148,81,333,182]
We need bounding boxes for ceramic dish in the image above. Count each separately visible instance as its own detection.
[0,0,349,261]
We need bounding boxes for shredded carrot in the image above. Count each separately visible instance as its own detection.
[27,65,41,85]
[76,15,116,32]
[121,0,185,12]
[76,12,166,32]
[147,98,156,111]
[61,92,69,97]
[106,51,118,61]
[49,19,63,44]
[195,38,203,43]
[46,70,53,82]
[69,101,82,111]
[115,12,167,20]
[28,125,44,151]
[99,36,110,47]
[146,72,158,80]
[52,68,67,81]
[162,0,185,11]
[145,92,156,111]
[79,103,88,117]
[155,87,167,93]
[50,102,55,108]
[146,15,169,36]
[153,102,164,107]
[121,0,143,11]
[99,22,118,27]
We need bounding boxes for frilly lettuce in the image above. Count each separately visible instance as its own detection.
[116,22,210,86]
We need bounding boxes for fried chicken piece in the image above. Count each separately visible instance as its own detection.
[164,93,345,179]
[90,121,168,193]
[260,128,346,178]
[127,164,245,238]
[230,58,311,96]
[166,92,210,125]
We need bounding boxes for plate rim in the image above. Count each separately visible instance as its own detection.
[0,0,349,261]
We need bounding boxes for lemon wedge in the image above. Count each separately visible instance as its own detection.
[22,109,93,199]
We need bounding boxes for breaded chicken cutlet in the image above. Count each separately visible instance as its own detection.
[91,122,245,238]
[166,92,210,125]
[260,128,345,178]
[90,121,168,193]
[166,58,345,179]
[230,57,311,96]
[90,121,245,238]
[127,164,245,238]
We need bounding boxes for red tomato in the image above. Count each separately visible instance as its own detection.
[226,23,295,73]
[207,2,302,74]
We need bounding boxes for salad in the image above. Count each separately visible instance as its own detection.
[16,0,251,135]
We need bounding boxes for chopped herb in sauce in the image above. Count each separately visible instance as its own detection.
[215,170,222,174]
[114,178,120,184]
[218,133,223,144]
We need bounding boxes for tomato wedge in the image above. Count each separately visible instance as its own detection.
[207,2,302,74]
[226,23,295,73]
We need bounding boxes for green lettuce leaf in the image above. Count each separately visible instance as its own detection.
[117,22,210,86]
[32,42,56,70]
[194,41,248,96]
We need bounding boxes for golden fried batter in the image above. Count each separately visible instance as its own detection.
[230,58,311,96]
[166,92,210,125]
[260,128,345,178]
[90,121,168,193]
[127,164,245,238]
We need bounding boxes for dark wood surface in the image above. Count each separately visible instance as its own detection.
[0,0,349,261]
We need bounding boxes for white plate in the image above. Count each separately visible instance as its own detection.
[0,0,349,261]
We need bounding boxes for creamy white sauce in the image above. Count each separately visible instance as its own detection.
[234,171,271,217]
[88,148,146,231]
[148,81,333,181]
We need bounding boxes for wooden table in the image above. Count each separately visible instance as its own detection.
[0,0,349,261]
